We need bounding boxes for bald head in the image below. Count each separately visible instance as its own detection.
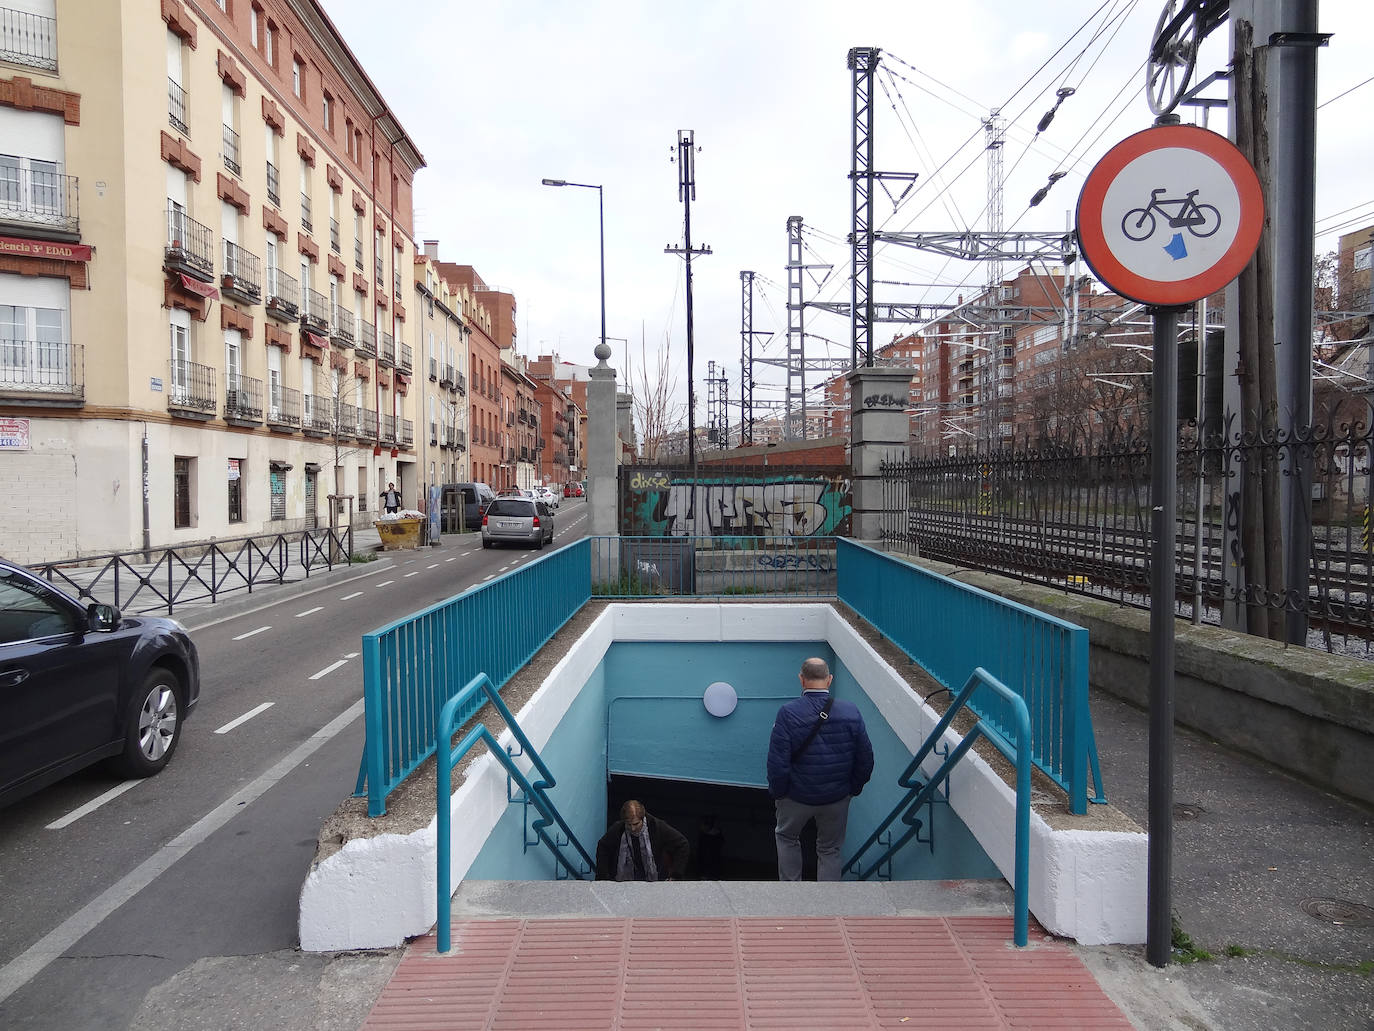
[800,657,831,688]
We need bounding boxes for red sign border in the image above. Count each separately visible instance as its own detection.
[1076,124,1263,307]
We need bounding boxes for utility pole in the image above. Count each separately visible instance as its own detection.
[706,359,729,449]
[983,107,1006,293]
[786,214,806,439]
[666,129,711,470]
[739,270,762,447]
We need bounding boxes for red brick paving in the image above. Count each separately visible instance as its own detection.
[361,916,1133,1030]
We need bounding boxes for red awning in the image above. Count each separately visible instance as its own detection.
[303,331,330,350]
[177,273,220,299]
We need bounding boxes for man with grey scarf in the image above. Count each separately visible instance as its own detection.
[594,800,690,881]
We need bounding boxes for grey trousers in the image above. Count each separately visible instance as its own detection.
[774,795,851,881]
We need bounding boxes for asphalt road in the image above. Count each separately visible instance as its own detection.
[0,499,589,1030]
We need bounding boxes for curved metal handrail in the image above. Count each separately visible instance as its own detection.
[436,672,593,953]
[843,666,1032,947]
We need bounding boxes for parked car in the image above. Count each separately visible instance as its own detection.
[481,497,554,549]
[0,559,201,808]
[534,486,560,509]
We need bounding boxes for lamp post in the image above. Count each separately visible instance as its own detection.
[540,178,606,360]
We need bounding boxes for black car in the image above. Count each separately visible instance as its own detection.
[0,559,201,808]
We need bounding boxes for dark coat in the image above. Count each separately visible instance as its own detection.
[594,813,690,881]
[767,690,874,805]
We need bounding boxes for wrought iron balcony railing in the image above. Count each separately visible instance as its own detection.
[0,165,78,237]
[330,304,355,347]
[168,78,188,135]
[222,241,261,304]
[0,340,82,400]
[300,193,313,235]
[455,371,466,395]
[0,6,58,71]
[224,372,264,423]
[381,412,397,445]
[358,406,379,439]
[355,320,377,358]
[267,384,301,428]
[330,217,340,254]
[165,207,214,280]
[428,356,438,381]
[398,342,412,373]
[303,393,332,435]
[401,418,414,446]
[379,330,395,368]
[266,161,280,207]
[167,359,216,414]
[354,237,363,270]
[335,401,356,437]
[301,286,329,333]
[265,266,299,320]
[438,362,453,387]
[222,124,241,176]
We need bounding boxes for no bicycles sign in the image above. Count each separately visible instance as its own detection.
[1076,124,1263,307]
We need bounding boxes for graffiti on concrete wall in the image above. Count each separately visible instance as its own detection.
[621,469,852,537]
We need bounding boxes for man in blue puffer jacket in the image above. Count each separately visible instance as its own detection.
[767,656,874,881]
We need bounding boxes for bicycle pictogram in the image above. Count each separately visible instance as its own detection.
[1120,187,1221,242]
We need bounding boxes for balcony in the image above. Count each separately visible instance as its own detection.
[378,330,395,368]
[381,412,397,445]
[438,362,453,387]
[265,266,299,322]
[330,304,355,348]
[454,427,466,451]
[221,241,262,304]
[455,371,466,395]
[398,343,412,374]
[0,6,58,71]
[1,340,83,403]
[552,422,566,438]
[374,255,384,288]
[266,161,280,207]
[301,286,329,334]
[223,372,264,425]
[167,359,217,417]
[358,406,378,439]
[354,237,363,271]
[0,165,79,240]
[222,124,241,177]
[330,217,340,254]
[506,412,514,427]
[429,420,438,445]
[520,446,530,462]
[266,384,301,429]
[553,451,567,467]
[165,208,215,281]
[335,402,356,438]
[303,393,332,436]
[393,268,402,297]
[300,193,313,235]
[401,418,414,446]
[355,320,377,359]
[428,356,438,382]
[167,78,188,135]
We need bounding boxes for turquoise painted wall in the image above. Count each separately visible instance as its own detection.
[469,640,999,881]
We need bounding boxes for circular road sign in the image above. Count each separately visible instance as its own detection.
[1076,124,1262,307]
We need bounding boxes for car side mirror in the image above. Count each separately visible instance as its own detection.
[87,603,121,632]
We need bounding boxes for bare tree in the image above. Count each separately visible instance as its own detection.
[631,332,687,462]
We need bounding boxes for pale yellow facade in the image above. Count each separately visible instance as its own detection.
[0,0,425,563]
[413,252,471,490]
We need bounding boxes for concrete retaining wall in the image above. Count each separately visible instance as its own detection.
[910,556,1374,808]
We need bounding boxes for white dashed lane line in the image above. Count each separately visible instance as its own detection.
[482,574,495,582]
[295,606,324,618]
[427,563,439,569]
[214,702,275,735]
[461,551,473,557]
[309,660,348,681]
[445,557,457,562]
[404,571,420,578]
[232,626,271,641]
[45,781,142,830]
[375,580,394,587]
[341,591,364,600]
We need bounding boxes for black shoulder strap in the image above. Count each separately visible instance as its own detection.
[791,697,834,762]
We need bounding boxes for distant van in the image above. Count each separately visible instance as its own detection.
[440,482,495,532]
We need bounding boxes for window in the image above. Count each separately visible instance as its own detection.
[0,571,76,644]
[322,92,333,132]
[169,308,191,402]
[167,31,187,135]
[250,4,260,48]
[174,456,193,528]
[358,465,367,511]
[270,468,285,519]
[0,298,66,390]
[292,58,302,98]
[267,344,283,417]
[345,118,353,158]
[264,20,275,67]
[227,458,243,521]
[299,162,312,233]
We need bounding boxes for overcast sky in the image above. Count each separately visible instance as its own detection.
[321,0,1373,423]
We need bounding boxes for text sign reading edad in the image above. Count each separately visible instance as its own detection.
[1076,124,1262,307]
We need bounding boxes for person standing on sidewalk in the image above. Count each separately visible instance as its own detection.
[767,657,874,881]
[380,482,402,514]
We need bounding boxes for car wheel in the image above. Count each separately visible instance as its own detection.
[109,668,182,778]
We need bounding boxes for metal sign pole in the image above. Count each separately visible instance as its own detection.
[1146,302,1182,968]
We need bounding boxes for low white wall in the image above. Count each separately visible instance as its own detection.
[298,603,1145,951]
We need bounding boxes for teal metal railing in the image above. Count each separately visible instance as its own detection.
[589,535,837,597]
[836,538,1104,814]
[436,672,593,953]
[844,667,1032,946]
[354,538,591,816]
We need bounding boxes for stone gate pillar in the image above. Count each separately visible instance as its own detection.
[846,365,915,542]
[586,342,618,536]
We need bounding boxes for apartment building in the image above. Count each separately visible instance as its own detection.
[499,356,540,489]
[413,252,469,491]
[528,353,586,487]
[820,334,926,439]
[0,0,425,562]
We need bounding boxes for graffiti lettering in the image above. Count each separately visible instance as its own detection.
[635,559,661,579]
[756,553,834,571]
[862,393,905,409]
[629,471,671,490]
[632,477,852,538]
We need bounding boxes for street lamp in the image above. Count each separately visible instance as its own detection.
[540,178,606,361]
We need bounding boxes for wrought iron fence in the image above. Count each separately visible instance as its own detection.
[27,526,354,616]
[883,418,1374,651]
